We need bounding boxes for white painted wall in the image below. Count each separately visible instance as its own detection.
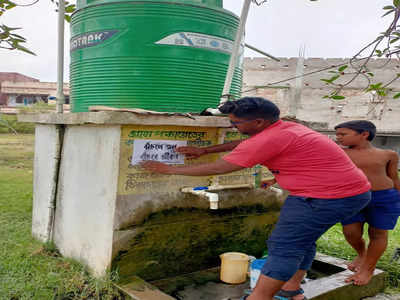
[53,125,121,276]
[32,124,62,242]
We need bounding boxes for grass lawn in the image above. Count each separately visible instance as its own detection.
[0,133,124,299]
[0,132,399,298]
[317,224,400,293]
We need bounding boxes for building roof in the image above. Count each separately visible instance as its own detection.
[0,72,39,82]
[1,81,70,96]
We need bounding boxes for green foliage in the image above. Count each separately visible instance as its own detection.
[19,100,57,113]
[50,0,76,22]
[0,0,16,16]
[320,2,400,101]
[317,223,400,292]
[0,102,60,134]
[0,24,35,55]
[0,0,76,55]
[0,114,35,134]
[0,133,125,299]
[366,82,388,97]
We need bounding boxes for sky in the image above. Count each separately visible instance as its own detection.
[0,0,391,82]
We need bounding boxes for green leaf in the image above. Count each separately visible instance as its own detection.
[65,4,75,13]
[10,38,25,43]
[382,9,395,17]
[394,0,400,7]
[64,14,71,22]
[384,5,395,9]
[14,44,35,55]
[320,79,331,84]
[328,71,338,74]
[390,37,400,44]
[393,92,400,99]
[330,75,340,82]
[2,25,22,31]
[10,33,26,40]
[367,72,374,77]
[338,65,348,72]
[5,2,15,9]
[377,90,387,97]
[0,32,10,39]
[331,95,346,100]
[322,95,330,99]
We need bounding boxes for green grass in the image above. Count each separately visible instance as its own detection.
[0,114,35,134]
[0,133,124,300]
[317,217,400,293]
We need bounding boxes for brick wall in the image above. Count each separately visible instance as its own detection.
[0,72,39,105]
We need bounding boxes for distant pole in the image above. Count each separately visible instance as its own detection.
[290,45,305,117]
[56,0,65,114]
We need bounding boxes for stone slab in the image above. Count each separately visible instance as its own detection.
[115,276,175,300]
[18,111,232,127]
[302,253,385,300]
[17,111,329,131]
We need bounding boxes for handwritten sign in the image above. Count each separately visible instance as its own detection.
[131,140,187,165]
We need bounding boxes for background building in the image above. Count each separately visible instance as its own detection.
[0,72,69,107]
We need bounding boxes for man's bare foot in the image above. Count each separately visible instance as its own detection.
[346,256,364,272]
[345,269,374,286]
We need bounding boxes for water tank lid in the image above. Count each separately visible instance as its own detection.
[77,0,224,10]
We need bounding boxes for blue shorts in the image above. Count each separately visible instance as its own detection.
[341,188,400,230]
[261,191,371,282]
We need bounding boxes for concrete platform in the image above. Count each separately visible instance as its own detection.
[145,253,384,300]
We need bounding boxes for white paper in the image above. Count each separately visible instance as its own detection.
[131,139,187,165]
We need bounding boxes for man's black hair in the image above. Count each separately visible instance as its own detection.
[219,97,280,122]
[334,120,376,141]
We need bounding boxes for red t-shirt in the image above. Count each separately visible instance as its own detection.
[223,120,371,199]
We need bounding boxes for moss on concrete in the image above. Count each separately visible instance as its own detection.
[150,267,220,296]
[113,205,280,284]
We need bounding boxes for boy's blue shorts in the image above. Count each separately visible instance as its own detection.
[341,188,400,230]
[261,191,371,282]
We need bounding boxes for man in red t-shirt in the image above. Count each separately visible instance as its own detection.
[142,97,371,300]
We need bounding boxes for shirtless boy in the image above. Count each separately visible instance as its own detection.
[335,120,400,286]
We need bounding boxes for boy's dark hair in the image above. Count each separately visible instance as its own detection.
[334,120,377,141]
[219,97,280,122]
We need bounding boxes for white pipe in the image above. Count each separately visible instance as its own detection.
[207,183,254,191]
[205,0,251,115]
[245,43,280,62]
[269,186,284,198]
[181,184,254,209]
[181,188,219,210]
[181,184,283,209]
[220,0,251,105]
[56,0,65,114]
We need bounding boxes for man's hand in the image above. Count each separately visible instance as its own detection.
[260,178,276,189]
[140,161,173,174]
[176,146,207,159]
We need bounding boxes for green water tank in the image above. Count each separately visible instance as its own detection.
[70,0,243,113]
